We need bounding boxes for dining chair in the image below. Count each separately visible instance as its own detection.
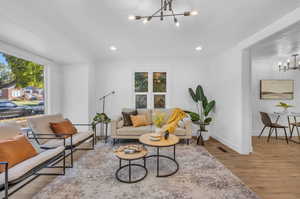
[259,112,289,144]
[289,120,300,139]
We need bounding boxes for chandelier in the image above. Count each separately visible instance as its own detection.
[278,54,300,72]
[128,0,198,27]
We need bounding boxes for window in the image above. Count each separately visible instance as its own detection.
[0,52,45,121]
[134,71,168,109]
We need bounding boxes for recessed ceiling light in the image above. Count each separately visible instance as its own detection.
[195,46,203,51]
[109,46,117,51]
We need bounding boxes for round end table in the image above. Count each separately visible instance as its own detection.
[139,133,179,177]
[114,146,148,183]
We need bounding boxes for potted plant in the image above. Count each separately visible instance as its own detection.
[187,85,215,132]
[276,102,293,113]
[91,113,111,132]
[153,112,166,134]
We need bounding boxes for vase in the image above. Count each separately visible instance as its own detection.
[155,127,162,133]
[283,107,289,114]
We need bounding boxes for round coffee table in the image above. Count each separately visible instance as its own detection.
[114,146,148,183]
[139,133,179,177]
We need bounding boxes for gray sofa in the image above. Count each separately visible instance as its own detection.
[111,108,192,143]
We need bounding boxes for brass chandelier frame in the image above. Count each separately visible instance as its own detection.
[129,0,198,26]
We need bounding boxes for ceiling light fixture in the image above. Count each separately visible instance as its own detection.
[129,0,198,27]
[195,46,203,51]
[278,54,300,72]
[128,15,135,20]
[109,46,117,51]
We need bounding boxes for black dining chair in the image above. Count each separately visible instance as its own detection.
[259,112,289,144]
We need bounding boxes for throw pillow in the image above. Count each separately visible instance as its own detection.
[122,110,138,126]
[50,119,78,138]
[0,135,37,173]
[130,115,148,127]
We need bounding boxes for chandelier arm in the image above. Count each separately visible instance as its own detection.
[150,7,164,18]
[139,13,185,19]
[170,7,176,20]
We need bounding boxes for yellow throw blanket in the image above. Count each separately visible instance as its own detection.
[162,108,187,134]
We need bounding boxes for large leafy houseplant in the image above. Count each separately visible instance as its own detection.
[187,85,215,130]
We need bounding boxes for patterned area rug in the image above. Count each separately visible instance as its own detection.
[34,142,260,199]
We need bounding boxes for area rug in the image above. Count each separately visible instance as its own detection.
[34,142,260,199]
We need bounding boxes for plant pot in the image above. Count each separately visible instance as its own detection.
[202,127,210,141]
[200,123,206,131]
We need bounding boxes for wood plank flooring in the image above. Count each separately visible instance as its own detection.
[10,137,300,199]
[205,136,300,199]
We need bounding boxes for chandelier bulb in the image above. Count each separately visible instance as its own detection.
[128,15,135,20]
[143,19,148,24]
[190,10,198,16]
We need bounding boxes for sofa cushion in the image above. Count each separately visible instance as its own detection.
[40,131,93,149]
[50,119,78,137]
[137,109,152,124]
[27,114,65,144]
[122,108,153,125]
[117,120,124,129]
[0,135,37,173]
[122,111,137,126]
[174,128,186,136]
[0,121,21,140]
[117,125,153,136]
[0,146,64,185]
[130,115,148,127]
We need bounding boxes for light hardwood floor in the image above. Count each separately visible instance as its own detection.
[205,136,300,199]
[10,137,300,199]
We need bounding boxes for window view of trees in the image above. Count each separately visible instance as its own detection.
[0,52,44,120]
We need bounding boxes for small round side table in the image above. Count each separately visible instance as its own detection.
[114,147,148,183]
[139,133,179,177]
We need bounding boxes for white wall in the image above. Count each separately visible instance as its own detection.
[208,8,300,154]
[251,59,300,136]
[62,64,90,125]
[94,58,213,119]
[208,48,249,153]
[45,63,63,114]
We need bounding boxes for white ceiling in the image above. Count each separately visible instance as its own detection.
[0,0,299,64]
[251,21,300,64]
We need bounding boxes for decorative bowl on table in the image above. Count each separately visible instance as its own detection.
[149,133,161,141]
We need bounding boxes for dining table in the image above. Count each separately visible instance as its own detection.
[272,111,300,143]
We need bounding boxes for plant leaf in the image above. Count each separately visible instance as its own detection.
[204,100,215,116]
[202,96,208,109]
[186,111,200,122]
[196,85,205,101]
[204,117,212,124]
[188,88,198,102]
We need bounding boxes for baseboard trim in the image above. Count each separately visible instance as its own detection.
[211,135,243,154]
